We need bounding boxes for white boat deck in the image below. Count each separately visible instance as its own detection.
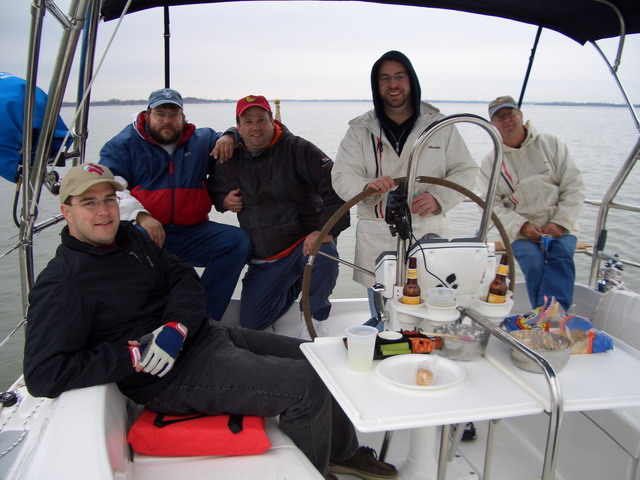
[2,284,640,479]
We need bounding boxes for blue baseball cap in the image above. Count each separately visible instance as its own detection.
[148,88,183,109]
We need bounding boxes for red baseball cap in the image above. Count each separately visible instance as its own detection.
[236,95,271,117]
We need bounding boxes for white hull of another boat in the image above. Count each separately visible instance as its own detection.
[2,283,639,480]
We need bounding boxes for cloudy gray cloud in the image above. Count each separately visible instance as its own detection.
[3,1,639,104]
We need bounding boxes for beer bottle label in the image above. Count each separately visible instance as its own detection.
[407,269,418,279]
[401,295,422,305]
[496,265,508,276]
[487,293,506,304]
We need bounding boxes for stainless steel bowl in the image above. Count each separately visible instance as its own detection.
[434,324,489,361]
[509,329,572,374]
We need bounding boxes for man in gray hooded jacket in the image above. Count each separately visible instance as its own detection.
[332,51,478,313]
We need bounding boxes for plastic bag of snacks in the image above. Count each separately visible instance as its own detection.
[559,315,613,354]
[503,297,613,354]
[502,296,559,332]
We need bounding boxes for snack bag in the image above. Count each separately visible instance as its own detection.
[502,297,559,332]
[560,315,614,354]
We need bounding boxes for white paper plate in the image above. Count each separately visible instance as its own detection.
[375,354,465,391]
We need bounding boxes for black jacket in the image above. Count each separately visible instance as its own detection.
[24,222,208,403]
[208,122,350,259]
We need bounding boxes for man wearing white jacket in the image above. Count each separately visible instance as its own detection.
[479,96,585,312]
[332,51,477,311]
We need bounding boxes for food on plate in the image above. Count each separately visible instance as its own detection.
[416,365,434,386]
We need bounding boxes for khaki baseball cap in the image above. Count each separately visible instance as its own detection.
[488,95,519,118]
[59,163,124,204]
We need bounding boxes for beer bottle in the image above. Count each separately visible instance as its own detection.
[486,255,508,304]
[402,257,422,305]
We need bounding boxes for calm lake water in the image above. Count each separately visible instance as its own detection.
[1,100,639,389]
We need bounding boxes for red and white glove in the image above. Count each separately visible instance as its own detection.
[130,322,187,377]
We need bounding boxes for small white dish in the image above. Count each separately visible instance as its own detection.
[375,354,465,391]
[378,331,403,341]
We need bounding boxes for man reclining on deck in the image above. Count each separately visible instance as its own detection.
[23,163,398,480]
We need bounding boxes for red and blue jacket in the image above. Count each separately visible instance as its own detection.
[99,112,223,225]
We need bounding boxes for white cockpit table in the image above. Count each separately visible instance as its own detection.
[300,337,543,480]
[484,337,640,413]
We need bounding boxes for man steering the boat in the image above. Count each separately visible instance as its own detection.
[207,95,350,338]
[23,162,398,480]
[98,88,251,322]
[331,50,478,318]
[479,95,585,313]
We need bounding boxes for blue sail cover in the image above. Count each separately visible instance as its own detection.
[0,72,72,183]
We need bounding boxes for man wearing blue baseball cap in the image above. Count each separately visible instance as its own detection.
[99,88,251,321]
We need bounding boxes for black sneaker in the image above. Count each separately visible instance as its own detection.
[461,422,477,441]
[330,446,398,480]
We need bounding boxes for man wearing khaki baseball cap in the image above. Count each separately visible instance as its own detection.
[59,162,124,247]
[25,161,373,480]
[479,96,585,312]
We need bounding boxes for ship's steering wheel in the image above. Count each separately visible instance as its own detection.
[301,176,515,339]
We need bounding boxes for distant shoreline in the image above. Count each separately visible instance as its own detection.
[62,98,638,108]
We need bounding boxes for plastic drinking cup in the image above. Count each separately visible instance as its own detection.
[345,325,378,372]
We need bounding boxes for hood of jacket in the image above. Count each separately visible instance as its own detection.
[370,50,422,131]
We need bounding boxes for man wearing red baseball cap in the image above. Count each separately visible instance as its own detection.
[208,95,351,340]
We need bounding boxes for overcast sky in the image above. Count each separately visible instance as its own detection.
[3,1,640,105]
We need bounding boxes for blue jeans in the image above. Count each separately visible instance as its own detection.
[163,222,251,320]
[146,324,359,474]
[239,241,339,330]
[512,234,577,312]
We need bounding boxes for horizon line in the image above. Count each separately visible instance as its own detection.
[63,98,637,108]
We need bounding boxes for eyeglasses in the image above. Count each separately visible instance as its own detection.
[378,73,408,84]
[491,109,518,121]
[151,111,182,121]
[68,197,120,210]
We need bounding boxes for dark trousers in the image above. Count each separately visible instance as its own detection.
[239,241,339,330]
[146,324,359,474]
[163,222,252,320]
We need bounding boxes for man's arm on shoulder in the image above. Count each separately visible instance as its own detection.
[210,128,240,162]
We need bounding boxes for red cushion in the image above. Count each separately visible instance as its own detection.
[127,409,271,456]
